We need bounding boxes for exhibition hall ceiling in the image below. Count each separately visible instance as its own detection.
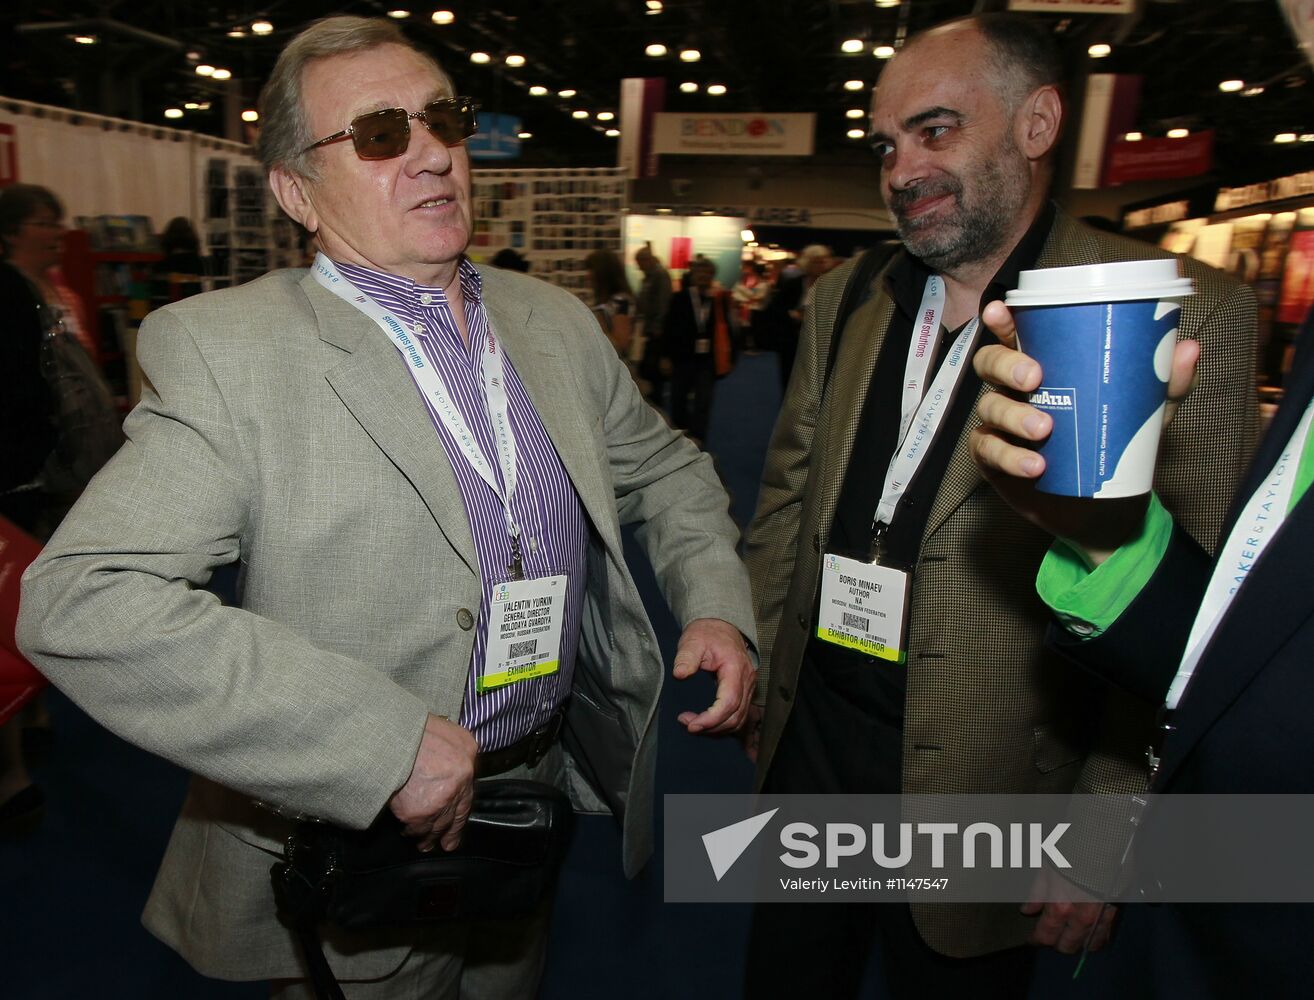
[0,0,1309,180]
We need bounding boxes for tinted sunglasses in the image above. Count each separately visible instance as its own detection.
[303,97,480,159]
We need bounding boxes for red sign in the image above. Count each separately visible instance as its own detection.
[0,515,45,725]
[1104,130,1214,186]
[669,236,693,271]
[0,123,17,187]
[1278,229,1314,325]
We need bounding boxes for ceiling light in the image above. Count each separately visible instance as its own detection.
[605,128,620,137]
[72,34,97,45]
[1166,128,1189,138]
[1088,43,1112,58]
[470,52,491,64]
[558,89,577,98]
[241,109,259,122]
[846,108,866,120]
[184,102,200,110]
[841,39,865,54]
[707,84,727,96]
[227,28,247,38]
[164,108,184,119]
[873,45,895,59]
[196,64,215,76]
[572,110,589,119]
[212,68,232,81]
[1218,79,1244,93]
[197,101,211,111]
[505,54,526,67]
[844,80,865,91]
[387,10,411,18]
[596,111,615,121]
[529,85,548,96]
[1302,134,1314,143]
[846,128,866,139]
[875,0,901,7]
[656,207,673,214]
[1124,131,1143,142]
[646,0,664,9]
[680,48,701,62]
[680,81,698,93]
[251,20,273,35]
[1243,86,1265,97]
[186,49,202,60]
[518,131,532,139]
[1275,132,1298,143]
[431,10,455,25]
[741,229,755,242]
[645,43,668,57]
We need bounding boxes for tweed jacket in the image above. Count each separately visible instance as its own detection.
[743,210,1257,957]
[18,264,756,981]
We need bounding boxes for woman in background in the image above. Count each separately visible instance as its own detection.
[585,248,636,358]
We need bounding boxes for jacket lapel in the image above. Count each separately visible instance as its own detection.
[304,272,479,575]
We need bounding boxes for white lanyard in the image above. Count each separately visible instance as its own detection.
[311,254,526,575]
[873,277,981,529]
[1164,396,1314,710]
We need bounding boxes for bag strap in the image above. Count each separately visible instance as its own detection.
[822,243,897,390]
[271,860,348,1000]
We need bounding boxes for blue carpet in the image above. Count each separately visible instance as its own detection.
[3,351,1141,998]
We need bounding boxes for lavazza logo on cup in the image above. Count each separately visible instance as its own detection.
[1005,259,1194,498]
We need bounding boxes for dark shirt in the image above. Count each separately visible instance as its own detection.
[0,261,57,495]
[769,203,1055,795]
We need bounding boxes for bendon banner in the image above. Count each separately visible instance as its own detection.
[651,113,815,157]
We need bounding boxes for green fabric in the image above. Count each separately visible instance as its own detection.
[1037,493,1174,639]
[1294,424,1314,515]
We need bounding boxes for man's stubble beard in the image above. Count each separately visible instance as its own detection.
[891,137,1032,275]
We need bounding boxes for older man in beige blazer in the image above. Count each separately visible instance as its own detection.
[18,16,755,999]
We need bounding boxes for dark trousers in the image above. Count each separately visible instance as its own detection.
[670,360,715,442]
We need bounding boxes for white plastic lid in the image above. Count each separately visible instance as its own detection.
[1004,258,1194,307]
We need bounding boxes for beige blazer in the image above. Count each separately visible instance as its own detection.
[19,264,756,980]
[744,211,1258,957]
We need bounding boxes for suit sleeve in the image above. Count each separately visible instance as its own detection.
[17,309,428,829]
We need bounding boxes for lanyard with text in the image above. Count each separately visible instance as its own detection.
[817,276,980,664]
[311,254,526,579]
[1163,396,1314,715]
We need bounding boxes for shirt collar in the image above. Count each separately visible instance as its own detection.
[331,255,483,310]
[887,200,1056,318]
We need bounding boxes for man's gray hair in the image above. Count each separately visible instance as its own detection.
[257,15,453,180]
[798,244,832,268]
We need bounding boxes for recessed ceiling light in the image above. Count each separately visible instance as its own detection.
[846,128,865,139]
[680,81,698,93]
[646,0,663,9]
[875,0,901,7]
[656,207,673,214]
[184,102,200,110]
[1166,127,1189,138]
[197,101,211,111]
[518,131,532,139]
[873,45,895,59]
[572,110,589,119]
[844,80,865,91]
[212,68,232,81]
[707,84,727,96]
[605,128,620,137]
[1302,134,1314,143]
[1124,131,1143,142]
[164,108,184,119]
[846,108,865,119]
[529,85,548,96]
[72,34,97,45]
[596,111,615,121]
[1218,79,1244,93]
[1088,43,1112,58]
[196,64,215,76]
[251,20,273,35]
[505,54,526,68]
[841,39,865,54]
[227,28,247,38]
[645,43,668,57]
[241,109,259,122]
[680,49,701,62]
[431,10,455,25]
[558,88,577,98]
[387,10,411,19]
[470,52,491,64]
[1243,86,1265,97]
[1275,132,1298,143]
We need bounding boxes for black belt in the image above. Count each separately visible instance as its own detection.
[475,709,565,778]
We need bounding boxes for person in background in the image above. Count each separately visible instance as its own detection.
[731,258,768,350]
[490,247,530,273]
[764,243,830,390]
[634,241,673,400]
[125,217,207,407]
[584,248,635,358]
[661,256,734,444]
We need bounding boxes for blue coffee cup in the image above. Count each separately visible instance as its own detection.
[1005,259,1194,498]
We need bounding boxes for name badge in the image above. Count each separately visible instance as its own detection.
[480,574,568,692]
[816,553,909,664]
[694,337,712,354]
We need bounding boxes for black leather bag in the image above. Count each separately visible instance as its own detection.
[270,779,572,999]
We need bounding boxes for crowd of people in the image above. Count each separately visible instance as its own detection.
[4,6,1314,1000]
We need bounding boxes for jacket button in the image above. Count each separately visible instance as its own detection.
[777,684,792,702]
[456,608,474,630]
[796,613,806,628]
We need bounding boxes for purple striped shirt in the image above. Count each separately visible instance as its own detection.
[335,258,588,752]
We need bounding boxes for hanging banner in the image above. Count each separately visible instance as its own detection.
[1071,74,1142,189]
[651,113,815,157]
[1104,131,1215,185]
[1008,0,1135,12]
[619,77,665,179]
[0,123,17,186]
[466,113,522,161]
